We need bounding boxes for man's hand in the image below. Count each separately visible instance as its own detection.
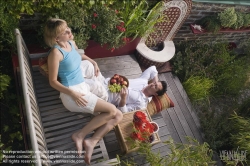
[119,86,128,107]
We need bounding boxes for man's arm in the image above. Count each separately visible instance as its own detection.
[140,66,158,83]
[117,87,128,113]
[117,87,148,113]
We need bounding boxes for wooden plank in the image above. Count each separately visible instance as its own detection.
[94,54,142,79]
[42,112,82,123]
[94,55,138,64]
[158,74,191,144]
[171,75,203,133]
[162,73,203,143]
[40,106,69,117]
[39,103,66,112]
[160,108,182,143]
[36,91,59,98]
[38,99,62,107]
[160,74,195,138]
[43,118,87,133]
[43,116,83,127]
[45,124,86,138]
[37,95,60,103]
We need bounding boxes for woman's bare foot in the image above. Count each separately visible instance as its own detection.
[83,139,96,165]
[72,131,84,156]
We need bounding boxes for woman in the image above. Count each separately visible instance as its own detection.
[43,18,123,164]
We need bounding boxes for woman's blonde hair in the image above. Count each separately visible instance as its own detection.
[44,18,67,47]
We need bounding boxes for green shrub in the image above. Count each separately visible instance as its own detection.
[0,74,10,99]
[48,1,90,49]
[197,100,235,151]
[172,41,250,96]
[118,0,166,45]
[0,1,19,51]
[237,98,250,118]
[183,76,214,102]
[197,16,221,33]
[214,56,250,95]
[218,7,237,28]
[195,97,250,164]
[84,5,124,50]
[238,38,250,56]
[122,137,215,166]
[229,112,250,165]
[243,13,250,27]
[231,12,244,29]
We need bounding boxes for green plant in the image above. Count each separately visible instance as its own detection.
[231,12,244,29]
[237,98,250,118]
[49,1,90,49]
[196,99,235,151]
[165,138,215,166]
[0,74,11,99]
[214,56,250,95]
[238,38,250,56]
[84,5,125,50]
[118,0,166,43]
[0,1,19,51]
[218,7,237,28]
[183,76,214,102]
[195,96,249,160]
[172,41,250,96]
[243,13,250,27]
[197,16,221,33]
[121,137,215,166]
[229,112,250,165]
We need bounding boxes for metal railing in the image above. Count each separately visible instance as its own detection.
[15,29,49,166]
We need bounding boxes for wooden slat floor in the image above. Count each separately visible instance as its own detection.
[31,54,203,165]
[95,55,204,165]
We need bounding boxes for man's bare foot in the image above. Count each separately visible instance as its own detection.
[83,139,96,165]
[72,131,84,156]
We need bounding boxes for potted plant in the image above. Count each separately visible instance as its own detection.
[218,7,237,29]
[191,7,250,34]
[84,0,166,58]
[196,16,221,34]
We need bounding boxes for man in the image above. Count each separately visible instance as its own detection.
[105,66,167,113]
[82,63,167,113]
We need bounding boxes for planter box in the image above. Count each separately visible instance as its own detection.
[85,38,141,59]
[190,24,250,34]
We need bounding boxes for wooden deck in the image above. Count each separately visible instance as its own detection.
[29,54,203,165]
[94,55,204,164]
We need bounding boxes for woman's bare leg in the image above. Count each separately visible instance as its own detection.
[83,110,123,164]
[72,99,122,164]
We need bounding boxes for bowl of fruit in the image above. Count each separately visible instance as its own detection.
[108,74,129,93]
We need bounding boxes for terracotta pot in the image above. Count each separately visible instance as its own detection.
[84,37,141,59]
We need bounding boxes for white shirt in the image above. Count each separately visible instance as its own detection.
[105,66,158,113]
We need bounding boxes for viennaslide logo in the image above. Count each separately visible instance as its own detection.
[219,147,247,162]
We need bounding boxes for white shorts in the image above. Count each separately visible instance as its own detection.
[60,82,98,114]
[80,60,108,101]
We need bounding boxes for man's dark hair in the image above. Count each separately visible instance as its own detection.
[156,81,167,96]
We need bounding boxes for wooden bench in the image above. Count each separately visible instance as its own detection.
[15,28,207,165]
[14,28,127,166]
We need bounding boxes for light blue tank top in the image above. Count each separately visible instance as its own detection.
[54,41,84,86]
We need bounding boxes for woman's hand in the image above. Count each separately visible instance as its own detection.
[70,91,88,107]
[93,63,100,77]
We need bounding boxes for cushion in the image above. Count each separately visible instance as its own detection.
[38,57,49,77]
[38,49,85,77]
[147,93,174,116]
